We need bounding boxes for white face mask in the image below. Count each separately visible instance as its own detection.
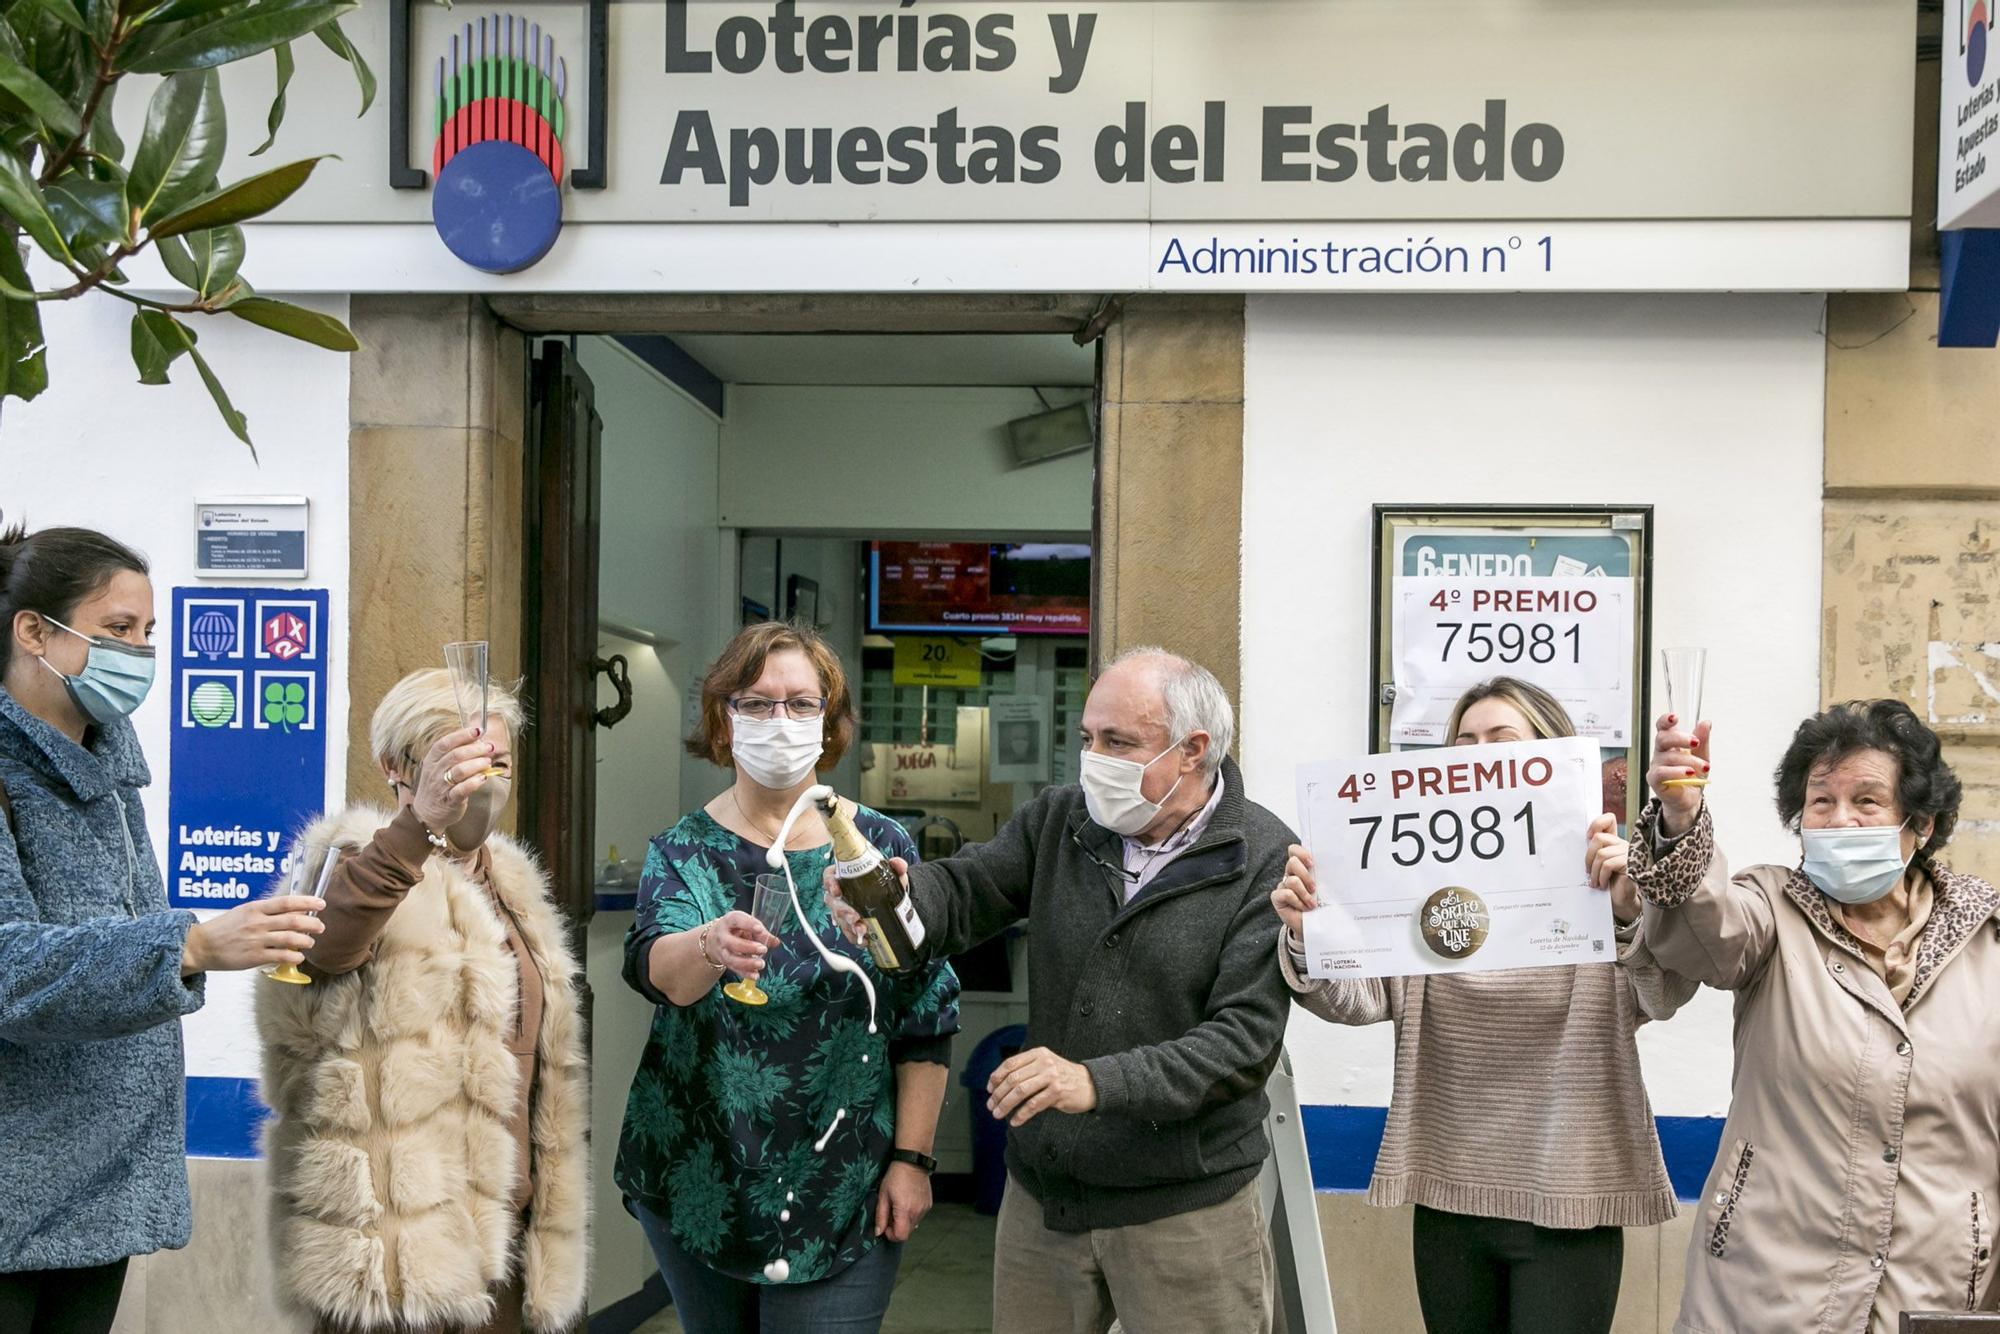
[448,777,511,852]
[1080,739,1186,837]
[1801,821,1911,906]
[730,714,825,790]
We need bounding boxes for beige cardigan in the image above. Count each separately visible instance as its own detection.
[256,807,590,1334]
[1623,802,2000,1334]
[1281,925,1687,1230]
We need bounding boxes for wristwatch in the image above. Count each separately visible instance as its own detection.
[888,1148,937,1175]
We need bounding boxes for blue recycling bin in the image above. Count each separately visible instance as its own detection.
[961,1023,1027,1216]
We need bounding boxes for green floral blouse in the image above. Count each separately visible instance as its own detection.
[616,808,960,1285]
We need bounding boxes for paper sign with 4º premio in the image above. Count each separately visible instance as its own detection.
[1294,736,1612,981]
[1388,576,1634,747]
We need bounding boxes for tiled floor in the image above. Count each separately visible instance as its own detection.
[634,1203,997,1334]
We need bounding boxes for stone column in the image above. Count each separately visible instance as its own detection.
[1094,295,1248,727]
[345,295,526,808]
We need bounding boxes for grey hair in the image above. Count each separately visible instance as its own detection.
[1108,646,1234,776]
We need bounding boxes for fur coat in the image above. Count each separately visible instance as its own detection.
[256,806,589,1333]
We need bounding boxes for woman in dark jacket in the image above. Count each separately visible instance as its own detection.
[0,517,324,1334]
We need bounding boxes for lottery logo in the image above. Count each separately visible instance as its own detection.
[189,680,236,728]
[430,13,567,273]
[263,611,310,661]
[1972,0,1994,86]
[1419,886,1490,960]
[189,607,239,658]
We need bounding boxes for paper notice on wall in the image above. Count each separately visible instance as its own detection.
[987,695,1051,784]
[1388,576,1634,747]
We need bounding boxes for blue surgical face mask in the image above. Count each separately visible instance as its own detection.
[38,615,155,725]
[1800,821,1911,906]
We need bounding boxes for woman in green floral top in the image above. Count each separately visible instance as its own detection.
[617,624,960,1333]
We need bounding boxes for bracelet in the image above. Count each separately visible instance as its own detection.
[888,1148,937,1175]
[696,922,726,974]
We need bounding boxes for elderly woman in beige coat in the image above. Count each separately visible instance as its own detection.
[1627,698,1998,1333]
[257,670,589,1334]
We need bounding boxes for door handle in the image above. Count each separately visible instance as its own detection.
[591,654,632,729]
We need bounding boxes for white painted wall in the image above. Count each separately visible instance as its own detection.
[718,386,1092,534]
[1240,293,1826,1121]
[3,289,353,1089]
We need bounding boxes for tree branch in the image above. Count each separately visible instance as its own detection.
[38,26,124,187]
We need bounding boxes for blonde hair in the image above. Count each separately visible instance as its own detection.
[1443,676,1575,743]
[370,667,527,773]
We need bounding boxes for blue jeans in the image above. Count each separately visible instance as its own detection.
[631,1198,903,1334]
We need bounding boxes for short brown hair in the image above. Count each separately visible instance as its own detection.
[686,622,856,771]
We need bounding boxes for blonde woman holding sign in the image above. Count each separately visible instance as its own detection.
[1272,677,1688,1334]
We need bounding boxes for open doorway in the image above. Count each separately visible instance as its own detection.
[543,328,1098,1332]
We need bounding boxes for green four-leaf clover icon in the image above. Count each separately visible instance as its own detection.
[263,681,307,732]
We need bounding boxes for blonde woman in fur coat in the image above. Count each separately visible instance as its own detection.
[257,670,589,1334]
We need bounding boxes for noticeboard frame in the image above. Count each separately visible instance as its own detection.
[1369,504,1655,832]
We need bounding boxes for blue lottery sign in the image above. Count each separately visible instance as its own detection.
[168,587,330,909]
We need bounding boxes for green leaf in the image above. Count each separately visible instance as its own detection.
[154,231,196,288]
[249,40,292,156]
[224,295,355,351]
[183,336,251,451]
[45,175,124,247]
[84,0,114,46]
[89,75,123,163]
[18,0,90,36]
[313,17,372,115]
[128,68,223,224]
[0,24,82,136]
[186,222,241,295]
[128,306,255,453]
[123,1,357,74]
[134,0,247,25]
[0,238,48,401]
[147,154,322,238]
[0,149,73,263]
[129,307,188,384]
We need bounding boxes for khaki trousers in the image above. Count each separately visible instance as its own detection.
[992,1175,1274,1334]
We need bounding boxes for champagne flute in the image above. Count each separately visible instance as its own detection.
[1659,647,1708,790]
[443,641,503,776]
[722,873,793,1007]
[264,841,337,986]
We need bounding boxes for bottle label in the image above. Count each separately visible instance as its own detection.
[894,894,927,948]
[836,846,883,880]
[863,917,902,972]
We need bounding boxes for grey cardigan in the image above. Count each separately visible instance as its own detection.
[0,687,204,1272]
[905,758,1295,1232]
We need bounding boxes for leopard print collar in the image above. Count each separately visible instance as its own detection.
[1781,862,2000,1009]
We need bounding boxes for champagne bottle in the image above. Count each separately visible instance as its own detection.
[817,793,926,974]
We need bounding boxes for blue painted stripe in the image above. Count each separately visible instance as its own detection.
[1300,1104,1724,1202]
[184,1076,1731,1199]
[185,1075,268,1160]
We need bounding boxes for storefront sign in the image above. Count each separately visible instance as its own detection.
[193,497,309,578]
[1942,0,2000,229]
[1295,736,1612,980]
[893,637,983,688]
[133,3,1906,290]
[168,588,330,908]
[348,1,1907,224]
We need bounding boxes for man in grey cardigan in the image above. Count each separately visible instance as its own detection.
[839,648,1295,1334]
